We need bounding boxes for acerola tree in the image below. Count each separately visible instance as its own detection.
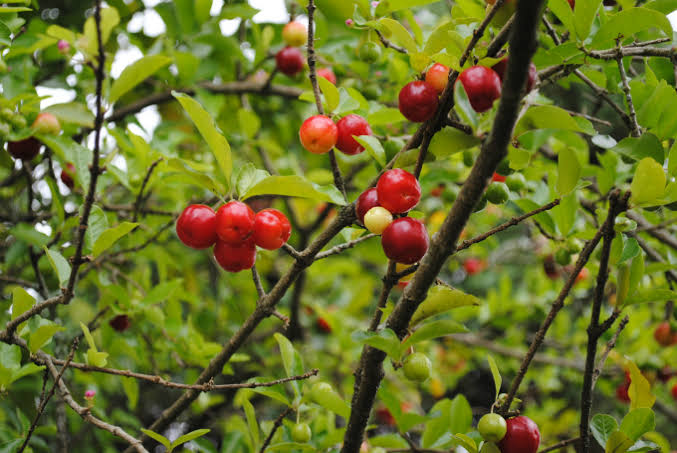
[3,0,677,452]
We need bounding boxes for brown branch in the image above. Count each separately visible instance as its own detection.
[258,407,293,453]
[626,211,677,253]
[252,264,266,298]
[315,234,378,260]
[591,315,629,389]
[614,40,641,138]
[131,158,163,222]
[375,29,407,54]
[539,437,581,453]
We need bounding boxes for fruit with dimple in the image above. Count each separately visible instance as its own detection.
[364,207,393,235]
[402,352,432,382]
[398,81,439,123]
[425,63,450,94]
[60,162,76,189]
[458,66,502,113]
[253,209,291,250]
[215,201,256,245]
[505,173,526,192]
[213,239,256,272]
[276,46,305,76]
[291,423,312,443]
[654,321,677,346]
[317,67,337,85]
[176,204,218,249]
[32,112,61,135]
[336,114,372,155]
[492,58,538,92]
[478,413,508,443]
[282,21,307,47]
[498,416,540,453]
[376,168,421,214]
[8,137,41,160]
[356,188,380,224]
[299,115,338,154]
[486,182,510,204]
[381,218,429,264]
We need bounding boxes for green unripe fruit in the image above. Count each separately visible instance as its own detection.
[310,382,333,402]
[496,158,513,176]
[362,83,382,100]
[10,115,26,129]
[384,139,405,162]
[486,182,510,205]
[443,184,459,203]
[474,194,488,212]
[0,108,14,121]
[566,238,583,254]
[478,413,507,443]
[463,149,475,167]
[555,248,571,266]
[614,217,636,233]
[0,122,10,138]
[291,423,311,443]
[402,352,432,382]
[505,173,526,192]
[359,42,382,63]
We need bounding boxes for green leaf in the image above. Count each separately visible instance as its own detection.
[82,7,120,55]
[11,287,35,322]
[623,288,677,306]
[39,135,92,189]
[354,135,385,166]
[487,355,502,401]
[429,127,481,158]
[29,322,65,353]
[237,108,261,139]
[549,0,576,40]
[574,0,602,41]
[173,92,232,185]
[619,238,640,264]
[86,205,109,252]
[630,158,665,205]
[92,222,138,257]
[166,158,224,194]
[273,333,303,379]
[109,55,172,103]
[378,18,417,53]
[171,429,211,449]
[556,148,581,196]
[422,395,472,449]
[628,253,644,298]
[145,279,183,304]
[234,163,270,197]
[516,105,591,135]
[318,76,340,113]
[410,285,480,326]
[336,87,361,115]
[479,443,501,453]
[0,343,21,370]
[0,6,30,12]
[352,328,401,360]
[368,107,406,126]
[140,429,171,450]
[452,434,478,453]
[627,360,655,410]
[620,409,655,443]
[591,414,619,448]
[86,349,109,368]
[122,377,139,410]
[605,431,635,453]
[241,175,345,205]
[80,322,97,351]
[10,223,50,247]
[45,24,76,43]
[376,0,440,13]
[43,247,71,287]
[45,102,94,128]
[249,385,290,406]
[592,7,672,46]
[310,384,351,418]
[10,363,45,384]
[454,81,479,131]
[611,134,664,164]
[402,319,468,349]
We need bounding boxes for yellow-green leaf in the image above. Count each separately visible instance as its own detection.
[43,247,71,287]
[630,158,665,205]
[627,359,655,410]
[378,18,417,53]
[241,175,345,205]
[29,323,65,353]
[11,287,35,322]
[109,55,172,103]
[318,76,340,113]
[92,222,138,257]
[556,148,581,196]
[410,285,479,326]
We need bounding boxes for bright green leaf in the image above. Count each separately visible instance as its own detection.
[241,175,345,205]
[92,222,138,257]
[109,55,172,103]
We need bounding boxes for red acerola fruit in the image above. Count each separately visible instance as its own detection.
[654,321,677,347]
[425,63,450,94]
[253,208,291,250]
[492,172,506,183]
[299,115,338,154]
[282,21,307,47]
[381,217,429,264]
[356,188,380,224]
[215,201,256,245]
[575,267,589,284]
[375,407,396,426]
[176,204,218,249]
[60,162,76,189]
[543,254,560,280]
[336,114,372,155]
[109,314,131,332]
[398,81,439,123]
[32,112,61,135]
[568,0,575,8]
[276,46,305,76]
[317,67,337,85]
[616,382,630,403]
[498,416,540,453]
[492,58,538,92]
[463,258,485,276]
[458,66,502,113]
[671,383,677,401]
[376,168,421,214]
[213,239,257,272]
[8,137,41,161]
[317,317,332,333]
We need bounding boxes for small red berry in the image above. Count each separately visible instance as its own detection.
[253,208,291,250]
[425,63,450,94]
[299,115,338,154]
[213,239,256,272]
[498,416,540,453]
[458,66,502,113]
[176,204,218,249]
[616,382,630,403]
[276,46,304,76]
[60,162,76,189]
[398,81,439,123]
[336,114,372,156]
[317,67,337,85]
[375,407,396,426]
[215,201,256,245]
[492,58,538,92]
[654,321,677,346]
[376,168,421,214]
[381,218,429,264]
[463,258,485,275]
[317,317,332,333]
[8,137,41,161]
[543,255,559,280]
[109,314,131,332]
[671,383,677,401]
[356,188,380,224]
[492,172,506,183]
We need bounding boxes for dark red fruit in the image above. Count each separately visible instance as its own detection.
[213,239,256,272]
[60,162,76,189]
[109,314,131,332]
[176,204,218,249]
[492,58,538,92]
[543,255,559,280]
[317,317,332,333]
[398,81,439,123]
[376,168,421,214]
[8,137,41,161]
[381,218,429,264]
[616,382,630,403]
[375,407,396,426]
[654,321,677,347]
[492,172,506,182]
[215,201,256,245]
[463,258,485,276]
[498,416,540,453]
[458,66,502,113]
[276,46,304,76]
[356,188,380,224]
[671,383,677,401]
[336,114,372,155]
[317,67,337,85]
[253,208,291,250]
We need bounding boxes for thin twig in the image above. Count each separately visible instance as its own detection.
[375,29,407,53]
[614,39,641,138]
[252,264,266,298]
[539,437,581,453]
[591,316,629,389]
[132,158,163,222]
[259,407,294,453]
[315,234,378,260]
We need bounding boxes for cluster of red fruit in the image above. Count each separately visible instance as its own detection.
[299,113,372,155]
[176,202,291,273]
[275,20,336,84]
[478,413,541,453]
[356,169,429,264]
